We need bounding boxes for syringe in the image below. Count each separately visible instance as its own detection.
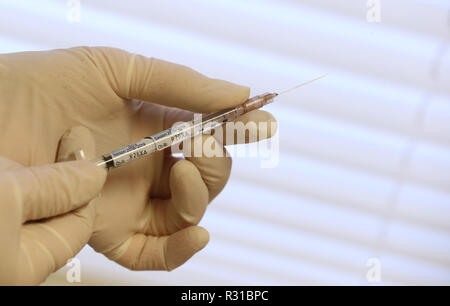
[92,75,326,170]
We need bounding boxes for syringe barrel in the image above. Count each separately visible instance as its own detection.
[94,137,157,170]
[93,92,277,170]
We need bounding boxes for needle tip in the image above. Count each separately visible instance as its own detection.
[278,74,327,95]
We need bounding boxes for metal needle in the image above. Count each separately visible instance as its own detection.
[277,74,327,95]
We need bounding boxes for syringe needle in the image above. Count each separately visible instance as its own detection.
[277,74,327,95]
[93,74,327,170]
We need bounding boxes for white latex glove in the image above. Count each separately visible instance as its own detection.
[0,47,277,273]
[0,125,106,285]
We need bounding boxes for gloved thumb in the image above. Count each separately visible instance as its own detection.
[57,125,97,163]
[13,126,106,284]
[14,127,106,222]
[56,126,100,232]
[56,125,103,222]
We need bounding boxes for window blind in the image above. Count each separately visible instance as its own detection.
[0,0,449,285]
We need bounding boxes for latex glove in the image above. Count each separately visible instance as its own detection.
[0,47,277,271]
[0,125,106,285]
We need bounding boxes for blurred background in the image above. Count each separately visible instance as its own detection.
[1,0,449,285]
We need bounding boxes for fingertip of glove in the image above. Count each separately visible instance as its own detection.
[214,81,250,112]
[256,110,278,138]
[195,226,210,247]
[233,83,250,102]
[186,226,210,255]
[165,226,210,271]
[58,126,97,162]
[241,84,251,99]
[69,160,107,189]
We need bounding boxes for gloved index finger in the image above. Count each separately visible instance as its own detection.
[90,47,250,113]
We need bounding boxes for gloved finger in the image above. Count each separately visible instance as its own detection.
[221,110,278,145]
[0,172,22,284]
[88,47,250,113]
[146,160,209,235]
[111,226,209,271]
[16,126,101,284]
[56,126,97,162]
[155,108,277,202]
[152,134,231,204]
[163,107,278,145]
[0,155,23,171]
[185,137,232,202]
[12,160,106,223]
[19,200,100,285]
[151,155,180,198]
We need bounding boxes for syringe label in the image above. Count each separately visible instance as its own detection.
[151,122,194,151]
[151,129,171,141]
[110,138,154,167]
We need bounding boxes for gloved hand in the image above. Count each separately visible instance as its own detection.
[0,126,106,285]
[0,47,276,272]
